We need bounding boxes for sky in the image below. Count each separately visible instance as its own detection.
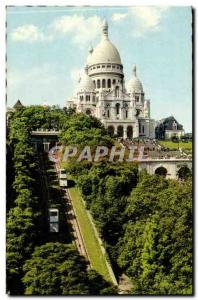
[6,6,192,132]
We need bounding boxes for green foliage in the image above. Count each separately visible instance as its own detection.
[22,243,116,295]
[9,105,69,134]
[7,106,192,295]
[87,269,118,295]
[7,207,37,294]
[7,106,46,293]
[7,106,118,295]
[60,113,113,147]
[77,161,138,263]
[22,243,89,295]
[117,174,192,295]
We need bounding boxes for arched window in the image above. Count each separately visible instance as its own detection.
[102,79,106,88]
[115,86,119,97]
[80,95,83,101]
[86,109,91,115]
[93,96,95,102]
[116,103,120,115]
[107,126,114,137]
[86,95,90,101]
[93,80,96,88]
[177,165,191,180]
[97,79,100,88]
[155,167,167,177]
[127,126,133,138]
[142,125,144,133]
[117,126,123,137]
[112,79,116,85]
[107,79,111,88]
[126,110,128,118]
[107,110,110,118]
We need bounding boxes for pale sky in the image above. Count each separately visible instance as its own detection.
[6,6,192,132]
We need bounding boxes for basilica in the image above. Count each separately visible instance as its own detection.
[66,19,155,139]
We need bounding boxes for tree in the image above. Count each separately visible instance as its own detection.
[60,113,113,148]
[117,174,192,295]
[7,207,37,294]
[87,269,118,295]
[22,242,116,295]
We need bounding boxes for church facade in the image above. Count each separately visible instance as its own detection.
[66,19,155,139]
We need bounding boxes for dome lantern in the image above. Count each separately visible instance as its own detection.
[102,18,108,39]
[88,19,122,66]
[132,65,137,76]
[89,45,93,54]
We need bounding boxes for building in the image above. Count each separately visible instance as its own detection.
[155,115,184,140]
[13,99,24,109]
[66,19,155,139]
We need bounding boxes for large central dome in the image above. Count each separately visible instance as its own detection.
[88,19,122,66]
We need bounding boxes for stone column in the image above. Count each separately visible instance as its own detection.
[123,127,127,139]
[133,123,139,138]
[114,107,117,118]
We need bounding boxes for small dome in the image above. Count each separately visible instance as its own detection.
[128,65,143,93]
[89,19,122,65]
[78,66,95,92]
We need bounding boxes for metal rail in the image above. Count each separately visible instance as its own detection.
[54,162,90,264]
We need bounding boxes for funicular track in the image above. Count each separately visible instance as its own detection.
[54,161,90,264]
[37,150,90,264]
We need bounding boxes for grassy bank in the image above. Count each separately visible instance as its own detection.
[69,184,113,283]
[159,140,192,151]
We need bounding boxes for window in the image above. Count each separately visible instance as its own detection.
[86,109,91,115]
[172,121,177,130]
[107,79,111,88]
[102,65,105,68]
[86,95,90,101]
[126,110,128,118]
[107,65,111,68]
[97,65,100,69]
[50,211,58,217]
[97,79,100,88]
[116,103,120,115]
[115,86,119,97]
[93,80,96,88]
[142,125,144,133]
[107,110,110,118]
[93,96,95,102]
[80,95,83,101]
[102,79,106,88]
[112,79,116,85]
[135,96,139,102]
[112,65,115,68]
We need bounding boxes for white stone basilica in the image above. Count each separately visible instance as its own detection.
[67,19,155,139]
